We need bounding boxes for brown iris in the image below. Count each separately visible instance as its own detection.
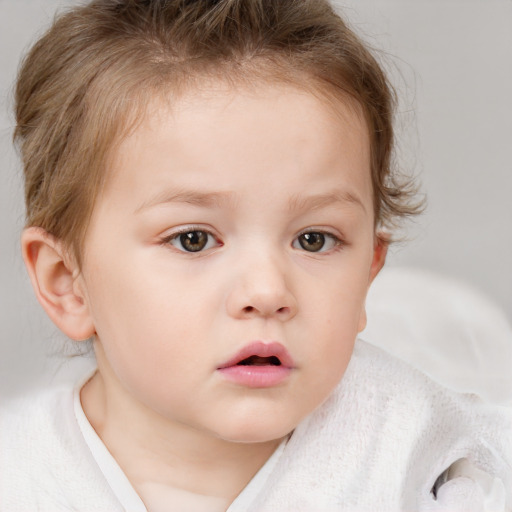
[179,231,208,252]
[298,232,325,252]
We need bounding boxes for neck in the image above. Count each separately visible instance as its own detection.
[80,366,284,506]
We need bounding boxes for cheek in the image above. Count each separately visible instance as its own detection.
[84,254,221,371]
[299,263,369,371]
[85,247,211,328]
[310,270,369,326]
[87,273,208,418]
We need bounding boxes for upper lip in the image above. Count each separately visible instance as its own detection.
[217,341,295,369]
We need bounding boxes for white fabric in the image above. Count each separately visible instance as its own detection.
[1,375,124,511]
[1,340,510,511]
[73,369,287,512]
[73,371,147,512]
[228,436,287,510]
[363,267,512,405]
[238,340,512,511]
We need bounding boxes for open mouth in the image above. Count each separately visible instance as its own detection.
[217,341,293,387]
[236,355,282,366]
[219,341,293,369]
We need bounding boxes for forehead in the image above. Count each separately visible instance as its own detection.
[102,82,372,214]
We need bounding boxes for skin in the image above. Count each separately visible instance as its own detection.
[22,82,386,509]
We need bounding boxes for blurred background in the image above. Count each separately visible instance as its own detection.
[1,0,511,399]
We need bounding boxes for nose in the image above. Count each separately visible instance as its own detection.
[226,253,298,321]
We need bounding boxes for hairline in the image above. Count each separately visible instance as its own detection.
[75,63,374,267]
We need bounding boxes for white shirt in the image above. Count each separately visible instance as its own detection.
[1,340,510,511]
[73,370,287,511]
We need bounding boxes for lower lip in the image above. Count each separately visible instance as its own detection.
[218,365,292,388]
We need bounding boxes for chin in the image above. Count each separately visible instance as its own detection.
[221,428,293,445]
[212,412,299,444]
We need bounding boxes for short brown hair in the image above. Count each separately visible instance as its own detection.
[14,0,421,266]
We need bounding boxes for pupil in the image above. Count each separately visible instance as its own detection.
[180,231,207,252]
[299,232,325,252]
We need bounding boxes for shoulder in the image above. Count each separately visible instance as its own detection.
[0,381,121,511]
[250,340,512,511]
[343,340,512,474]
[345,338,512,423]
[348,339,512,434]
[0,384,76,464]
[340,341,511,508]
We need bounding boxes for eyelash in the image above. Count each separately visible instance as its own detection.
[160,227,344,254]
[160,226,221,253]
[292,229,344,254]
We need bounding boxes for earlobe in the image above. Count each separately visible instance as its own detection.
[21,227,95,341]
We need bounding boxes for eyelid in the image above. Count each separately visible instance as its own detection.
[293,228,344,253]
[160,225,222,252]
[297,227,344,242]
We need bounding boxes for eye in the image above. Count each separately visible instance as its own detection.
[167,230,219,253]
[293,231,340,253]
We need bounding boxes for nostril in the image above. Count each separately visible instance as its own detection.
[239,305,292,317]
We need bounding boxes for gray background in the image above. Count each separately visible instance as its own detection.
[1,0,511,397]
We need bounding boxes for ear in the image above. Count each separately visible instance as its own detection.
[21,227,95,341]
[368,233,388,284]
[358,233,388,332]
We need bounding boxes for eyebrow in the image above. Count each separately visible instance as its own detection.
[135,189,235,213]
[135,187,366,215]
[287,189,367,214]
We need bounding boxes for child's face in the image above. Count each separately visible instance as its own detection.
[78,83,384,443]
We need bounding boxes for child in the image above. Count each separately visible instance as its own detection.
[1,0,510,510]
